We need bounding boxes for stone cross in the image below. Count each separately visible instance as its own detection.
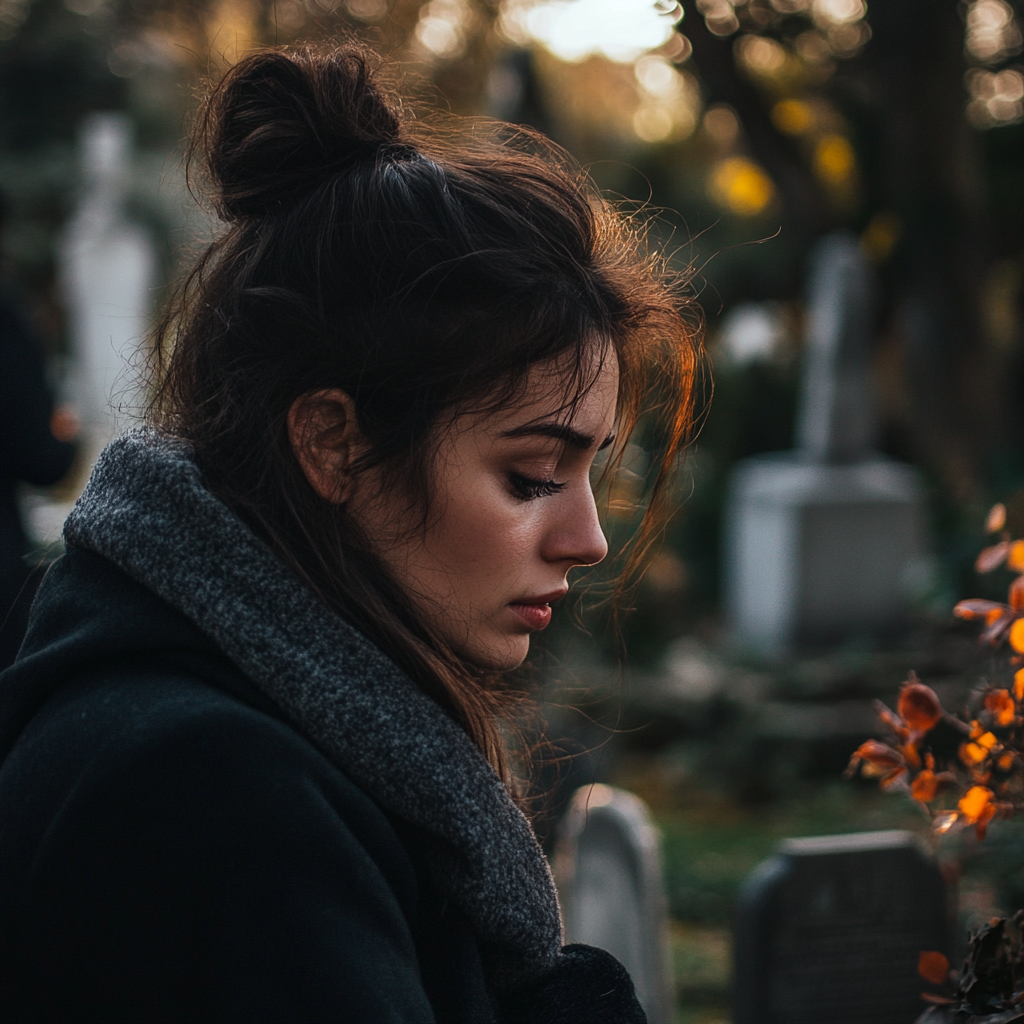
[795,232,878,463]
[60,112,156,456]
[733,830,950,1024]
[555,785,674,1024]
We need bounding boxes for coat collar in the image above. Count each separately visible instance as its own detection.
[62,427,563,991]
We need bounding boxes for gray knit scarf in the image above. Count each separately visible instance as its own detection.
[62,427,563,992]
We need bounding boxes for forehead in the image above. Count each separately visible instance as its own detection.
[489,346,619,432]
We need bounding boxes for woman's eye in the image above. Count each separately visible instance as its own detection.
[509,472,567,501]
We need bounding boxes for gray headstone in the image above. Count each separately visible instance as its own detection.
[555,785,674,1024]
[796,232,878,463]
[734,830,950,1024]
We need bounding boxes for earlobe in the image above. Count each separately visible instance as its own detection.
[287,389,362,504]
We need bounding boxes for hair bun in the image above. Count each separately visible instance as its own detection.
[199,45,402,220]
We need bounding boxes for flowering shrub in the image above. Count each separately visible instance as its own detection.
[848,503,1024,843]
[848,503,1024,1021]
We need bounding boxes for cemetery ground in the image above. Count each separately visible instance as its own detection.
[543,625,1024,1023]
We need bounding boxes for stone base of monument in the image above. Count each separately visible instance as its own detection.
[733,830,951,1024]
[724,453,927,654]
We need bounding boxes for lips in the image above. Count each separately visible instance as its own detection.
[509,590,567,631]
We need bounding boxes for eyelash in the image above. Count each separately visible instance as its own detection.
[509,472,567,501]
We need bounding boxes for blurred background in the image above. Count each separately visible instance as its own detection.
[2,0,1024,1019]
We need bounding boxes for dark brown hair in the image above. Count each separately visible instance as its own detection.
[150,43,702,791]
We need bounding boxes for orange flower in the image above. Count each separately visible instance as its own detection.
[918,950,950,986]
[898,676,942,734]
[1014,667,1024,702]
[958,785,997,839]
[985,689,1015,727]
[961,728,998,766]
[1008,540,1024,573]
[1011,618,1024,654]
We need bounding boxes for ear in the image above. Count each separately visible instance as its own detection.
[287,389,364,504]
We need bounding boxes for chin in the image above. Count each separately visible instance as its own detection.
[462,633,531,673]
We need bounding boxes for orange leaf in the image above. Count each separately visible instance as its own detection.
[998,752,1015,772]
[954,599,1008,620]
[898,678,942,733]
[986,503,1007,533]
[977,540,1010,573]
[1010,576,1024,610]
[918,950,950,985]
[912,770,939,803]
[1014,667,1024,702]
[958,785,994,823]
[1008,541,1024,573]
[850,739,905,770]
[1012,619,1024,654]
[986,689,1015,727]
[976,802,997,840]
[879,767,909,790]
[983,610,1017,645]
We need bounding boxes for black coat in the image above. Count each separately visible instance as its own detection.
[0,292,76,669]
[0,431,645,1023]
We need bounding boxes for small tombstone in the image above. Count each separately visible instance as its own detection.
[555,785,674,1024]
[723,232,927,652]
[734,829,951,1024]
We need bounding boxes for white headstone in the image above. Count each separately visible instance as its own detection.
[555,785,674,1024]
[60,112,156,455]
[723,233,928,653]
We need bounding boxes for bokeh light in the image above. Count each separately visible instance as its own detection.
[965,0,1023,65]
[415,0,475,61]
[709,156,775,215]
[966,66,1024,126]
[501,0,682,63]
[813,133,854,183]
[772,98,814,134]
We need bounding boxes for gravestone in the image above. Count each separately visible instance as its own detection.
[555,785,674,1024]
[734,830,950,1024]
[60,112,156,458]
[723,233,927,653]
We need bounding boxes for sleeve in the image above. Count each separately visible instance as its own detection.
[0,297,76,486]
[15,702,437,1024]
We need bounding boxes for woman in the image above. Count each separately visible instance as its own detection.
[0,44,699,1022]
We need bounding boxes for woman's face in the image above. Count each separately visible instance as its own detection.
[351,350,618,670]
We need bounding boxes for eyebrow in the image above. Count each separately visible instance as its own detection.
[498,422,616,452]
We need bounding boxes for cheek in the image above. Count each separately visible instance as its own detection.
[427,486,538,587]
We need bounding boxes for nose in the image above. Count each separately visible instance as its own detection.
[542,483,609,568]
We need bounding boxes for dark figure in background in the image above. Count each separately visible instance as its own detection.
[0,194,77,670]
